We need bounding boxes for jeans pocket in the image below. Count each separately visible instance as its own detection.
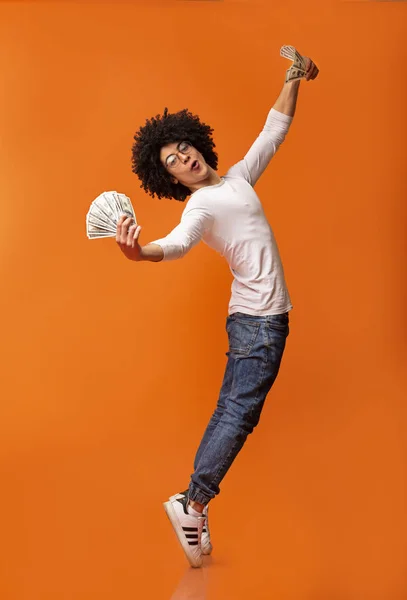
[227,318,260,356]
[268,313,289,333]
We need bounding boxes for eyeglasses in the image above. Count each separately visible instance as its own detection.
[165,141,192,169]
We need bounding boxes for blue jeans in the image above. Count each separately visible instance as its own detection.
[188,311,290,505]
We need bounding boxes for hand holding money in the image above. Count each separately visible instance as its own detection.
[116,215,144,262]
[86,191,137,239]
[280,45,319,83]
[303,56,319,81]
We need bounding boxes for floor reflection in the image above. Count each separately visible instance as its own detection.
[170,556,212,600]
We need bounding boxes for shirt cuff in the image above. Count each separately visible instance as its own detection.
[149,239,182,261]
[269,108,294,124]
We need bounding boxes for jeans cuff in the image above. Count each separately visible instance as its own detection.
[188,484,212,506]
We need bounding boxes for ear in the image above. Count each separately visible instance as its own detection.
[170,176,178,185]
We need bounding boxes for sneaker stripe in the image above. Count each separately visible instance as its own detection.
[163,500,203,568]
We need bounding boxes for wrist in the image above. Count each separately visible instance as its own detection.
[139,245,148,261]
[140,243,164,262]
[284,79,301,88]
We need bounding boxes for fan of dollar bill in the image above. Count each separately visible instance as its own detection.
[86,191,136,239]
[280,45,308,83]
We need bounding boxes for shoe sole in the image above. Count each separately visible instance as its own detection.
[163,501,202,568]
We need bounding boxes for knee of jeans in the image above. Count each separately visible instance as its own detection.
[225,406,259,435]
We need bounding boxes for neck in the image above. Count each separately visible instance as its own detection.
[189,168,222,194]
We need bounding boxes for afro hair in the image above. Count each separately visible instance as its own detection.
[131,107,219,202]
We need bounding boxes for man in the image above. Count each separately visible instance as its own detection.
[116,54,319,568]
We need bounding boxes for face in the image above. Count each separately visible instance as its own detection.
[160,140,210,192]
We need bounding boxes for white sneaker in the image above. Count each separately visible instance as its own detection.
[164,493,206,568]
[202,503,212,556]
[170,490,213,556]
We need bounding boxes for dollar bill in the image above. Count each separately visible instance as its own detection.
[87,223,116,239]
[87,202,115,228]
[110,191,122,216]
[87,231,116,239]
[112,191,128,220]
[87,214,117,234]
[119,194,136,221]
[285,66,306,83]
[280,45,296,60]
[105,193,123,221]
[281,44,307,74]
[294,50,306,71]
[93,196,118,225]
[86,190,137,240]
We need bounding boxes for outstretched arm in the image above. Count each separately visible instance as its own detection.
[116,206,213,263]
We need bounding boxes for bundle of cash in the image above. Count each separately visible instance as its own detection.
[280,45,308,83]
[86,191,136,239]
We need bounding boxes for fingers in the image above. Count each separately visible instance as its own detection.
[127,224,141,248]
[305,60,319,81]
[116,215,128,242]
[127,224,136,247]
[116,216,141,258]
[133,225,142,247]
[117,216,133,244]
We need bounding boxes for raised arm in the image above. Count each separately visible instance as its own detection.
[227,55,319,187]
[272,79,301,117]
[273,55,319,116]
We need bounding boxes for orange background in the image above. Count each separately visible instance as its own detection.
[1,1,406,599]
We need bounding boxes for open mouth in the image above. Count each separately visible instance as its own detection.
[191,160,200,172]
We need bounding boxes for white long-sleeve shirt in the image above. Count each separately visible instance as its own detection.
[151,108,293,316]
